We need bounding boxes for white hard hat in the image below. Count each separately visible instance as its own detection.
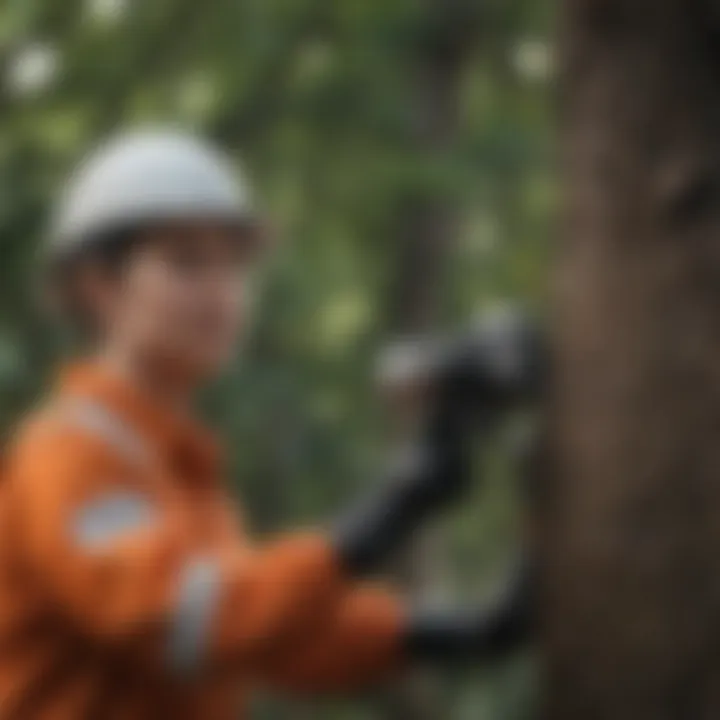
[47,128,258,262]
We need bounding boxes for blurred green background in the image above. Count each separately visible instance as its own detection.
[0,0,554,717]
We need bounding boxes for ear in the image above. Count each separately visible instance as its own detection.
[43,260,117,338]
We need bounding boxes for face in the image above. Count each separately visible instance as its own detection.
[87,222,257,383]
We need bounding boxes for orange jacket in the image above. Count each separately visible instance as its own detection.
[0,363,404,719]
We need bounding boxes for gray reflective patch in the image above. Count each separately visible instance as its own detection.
[167,558,221,677]
[73,491,156,549]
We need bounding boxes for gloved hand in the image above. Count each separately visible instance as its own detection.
[405,557,534,662]
[379,306,546,435]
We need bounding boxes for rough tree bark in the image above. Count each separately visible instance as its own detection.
[545,0,720,718]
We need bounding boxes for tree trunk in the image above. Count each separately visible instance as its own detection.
[545,1,720,718]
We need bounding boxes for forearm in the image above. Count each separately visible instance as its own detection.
[257,559,534,696]
[255,585,405,694]
[334,309,545,579]
[331,432,469,576]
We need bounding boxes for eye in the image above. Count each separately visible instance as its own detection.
[161,235,209,273]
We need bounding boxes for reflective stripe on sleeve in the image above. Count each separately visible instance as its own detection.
[167,558,222,676]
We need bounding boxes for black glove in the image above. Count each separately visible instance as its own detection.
[379,307,546,430]
[332,423,471,577]
[405,557,534,662]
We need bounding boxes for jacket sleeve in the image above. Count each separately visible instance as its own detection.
[10,424,346,677]
[253,584,406,694]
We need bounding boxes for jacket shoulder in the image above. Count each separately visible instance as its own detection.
[7,398,149,484]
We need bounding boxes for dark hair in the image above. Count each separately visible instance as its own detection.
[55,226,140,274]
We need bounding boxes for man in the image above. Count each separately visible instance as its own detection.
[0,129,533,718]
